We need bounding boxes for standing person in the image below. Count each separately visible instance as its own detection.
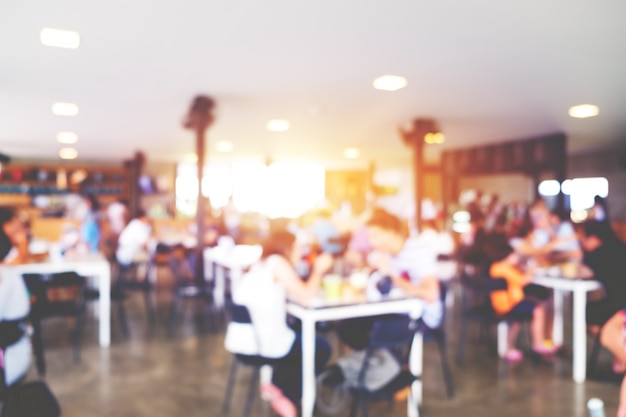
[0,208,31,387]
[224,230,333,417]
[77,194,101,253]
[337,208,441,351]
[106,199,128,243]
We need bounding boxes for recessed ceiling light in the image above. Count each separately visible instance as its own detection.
[59,147,78,160]
[40,27,80,49]
[215,140,234,153]
[373,75,408,91]
[267,119,290,132]
[424,132,445,144]
[56,131,78,144]
[344,147,360,159]
[568,104,599,118]
[52,102,79,116]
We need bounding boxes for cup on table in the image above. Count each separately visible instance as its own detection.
[561,262,579,278]
[323,274,343,300]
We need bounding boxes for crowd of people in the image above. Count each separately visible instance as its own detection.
[2,189,626,416]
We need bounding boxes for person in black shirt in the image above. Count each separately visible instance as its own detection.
[579,220,626,327]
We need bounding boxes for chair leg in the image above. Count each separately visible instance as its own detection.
[31,319,46,377]
[456,316,468,365]
[436,333,455,398]
[167,294,182,338]
[243,367,260,417]
[222,359,239,414]
[588,332,602,376]
[71,313,85,363]
[117,300,131,339]
[359,393,368,417]
[349,394,359,417]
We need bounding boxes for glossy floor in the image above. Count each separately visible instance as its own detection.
[26,275,621,417]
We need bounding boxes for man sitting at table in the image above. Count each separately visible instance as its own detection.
[578,220,626,330]
[116,210,154,267]
[337,208,442,350]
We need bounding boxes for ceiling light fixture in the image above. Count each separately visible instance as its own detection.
[59,147,78,160]
[267,119,290,132]
[56,131,78,144]
[343,147,360,159]
[215,140,234,153]
[40,27,80,49]
[424,132,445,144]
[52,102,79,116]
[373,75,408,91]
[568,104,599,118]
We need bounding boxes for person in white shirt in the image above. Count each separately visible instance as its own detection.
[224,230,333,417]
[115,210,153,267]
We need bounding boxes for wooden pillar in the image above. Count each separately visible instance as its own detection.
[400,118,440,233]
[183,95,216,281]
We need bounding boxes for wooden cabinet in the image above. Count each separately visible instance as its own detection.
[0,162,130,206]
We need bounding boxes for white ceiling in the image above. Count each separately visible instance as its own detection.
[1,0,626,167]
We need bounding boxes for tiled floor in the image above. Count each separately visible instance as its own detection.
[19,272,623,417]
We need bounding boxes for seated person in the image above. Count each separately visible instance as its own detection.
[338,208,442,351]
[578,220,626,329]
[600,309,626,417]
[488,243,554,361]
[115,210,154,267]
[224,230,333,417]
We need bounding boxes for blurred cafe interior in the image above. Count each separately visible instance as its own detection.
[1,1,626,417]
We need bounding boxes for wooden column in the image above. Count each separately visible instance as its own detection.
[400,118,440,233]
[183,95,216,280]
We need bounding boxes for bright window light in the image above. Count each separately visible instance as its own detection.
[373,75,408,91]
[232,162,269,213]
[40,27,80,49]
[202,164,232,208]
[538,180,561,196]
[453,211,470,223]
[567,177,608,211]
[266,162,325,218]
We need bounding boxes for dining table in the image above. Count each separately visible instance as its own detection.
[496,268,602,383]
[286,289,425,417]
[0,252,112,347]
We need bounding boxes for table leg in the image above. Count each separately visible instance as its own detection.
[552,289,564,346]
[409,331,423,417]
[497,322,508,357]
[572,289,587,383]
[98,265,111,347]
[301,317,316,417]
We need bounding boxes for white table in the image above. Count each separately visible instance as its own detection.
[497,275,602,383]
[287,295,424,417]
[0,252,112,347]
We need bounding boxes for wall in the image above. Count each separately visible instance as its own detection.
[457,174,534,207]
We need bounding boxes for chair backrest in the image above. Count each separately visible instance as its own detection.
[229,302,253,324]
[22,272,87,319]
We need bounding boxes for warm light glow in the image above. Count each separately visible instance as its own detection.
[453,211,471,223]
[372,75,408,91]
[183,153,198,163]
[424,132,445,144]
[40,27,80,49]
[538,180,560,196]
[56,131,78,144]
[59,147,78,159]
[267,119,290,132]
[343,148,360,159]
[52,102,79,116]
[215,140,234,153]
[568,104,599,118]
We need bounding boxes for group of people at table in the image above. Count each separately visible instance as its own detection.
[1,193,626,417]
